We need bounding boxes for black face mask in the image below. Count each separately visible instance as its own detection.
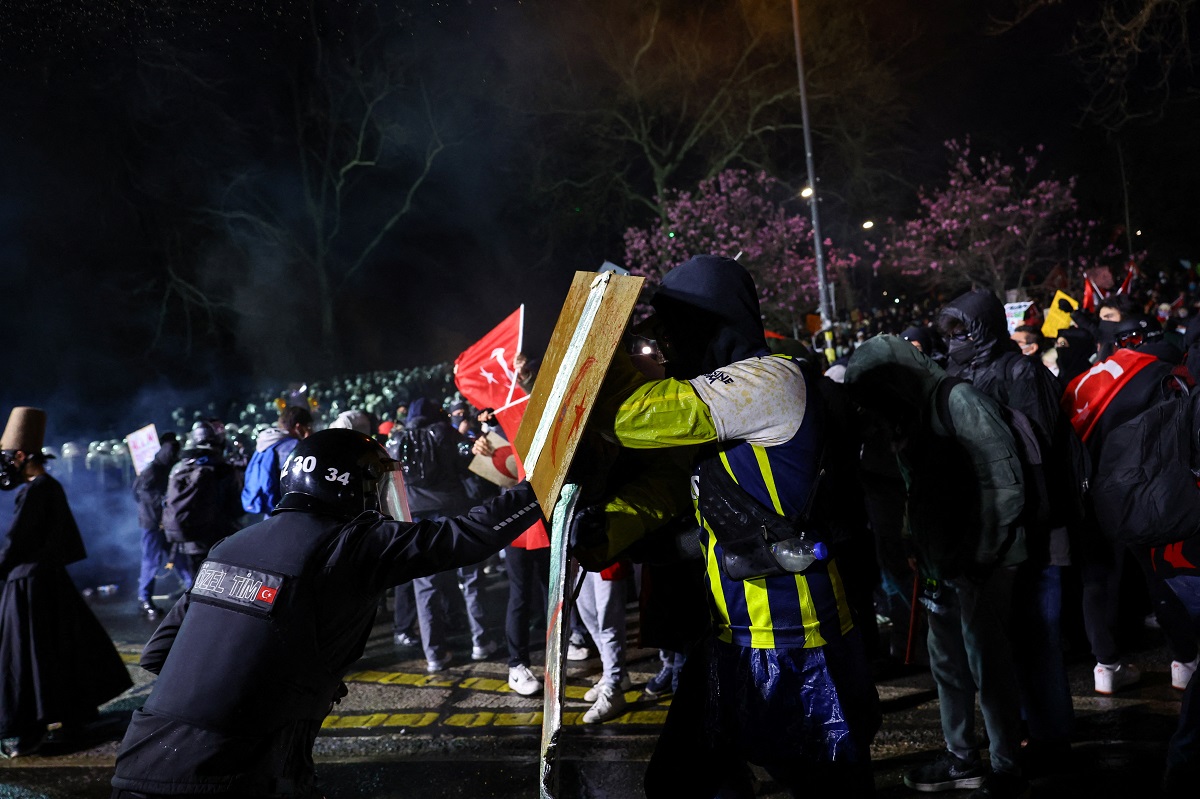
[946,337,978,366]
[0,451,25,491]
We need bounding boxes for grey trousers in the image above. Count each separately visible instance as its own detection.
[575,570,628,686]
[925,566,1023,775]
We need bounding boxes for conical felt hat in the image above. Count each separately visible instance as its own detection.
[0,407,46,452]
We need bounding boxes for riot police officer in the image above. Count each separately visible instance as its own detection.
[111,429,541,798]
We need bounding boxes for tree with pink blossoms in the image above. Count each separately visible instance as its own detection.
[623,169,858,338]
[872,139,1096,297]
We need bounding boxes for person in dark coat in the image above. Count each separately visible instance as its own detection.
[0,407,133,758]
[161,420,243,590]
[132,433,180,620]
[394,397,495,671]
[110,429,541,798]
[937,289,1075,770]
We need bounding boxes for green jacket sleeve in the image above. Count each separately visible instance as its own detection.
[939,382,1026,570]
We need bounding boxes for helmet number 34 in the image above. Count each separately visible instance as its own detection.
[287,455,349,484]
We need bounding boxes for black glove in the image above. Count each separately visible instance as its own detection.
[568,504,611,571]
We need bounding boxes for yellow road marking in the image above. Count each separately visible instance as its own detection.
[321,708,670,730]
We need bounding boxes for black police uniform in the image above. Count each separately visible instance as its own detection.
[111,482,540,798]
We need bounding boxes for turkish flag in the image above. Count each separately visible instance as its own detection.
[1061,348,1158,442]
[455,307,547,548]
[257,585,279,604]
[455,307,528,417]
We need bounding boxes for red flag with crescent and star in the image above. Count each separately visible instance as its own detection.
[454,306,548,548]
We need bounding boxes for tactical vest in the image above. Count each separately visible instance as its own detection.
[143,512,347,733]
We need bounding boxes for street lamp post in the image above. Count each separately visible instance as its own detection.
[789,0,833,346]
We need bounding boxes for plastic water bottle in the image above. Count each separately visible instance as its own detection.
[770,537,827,573]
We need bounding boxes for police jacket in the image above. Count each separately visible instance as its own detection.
[111,481,540,797]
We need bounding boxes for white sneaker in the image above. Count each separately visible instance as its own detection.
[508,664,542,696]
[1094,662,1140,694]
[427,652,453,674]
[567,643,592,661]
[584,673,632,702]
[1172,656,1199,690]
[471,641,498,661]
[582,682,628,724]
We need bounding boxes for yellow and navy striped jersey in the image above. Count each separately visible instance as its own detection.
[607,353,855,649]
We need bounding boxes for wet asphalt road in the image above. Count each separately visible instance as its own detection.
[0,574,1186,798]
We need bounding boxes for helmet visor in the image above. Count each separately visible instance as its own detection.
[377,462,412,522]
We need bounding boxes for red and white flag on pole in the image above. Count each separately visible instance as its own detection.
[455,306,547,547]
[454,305,530,437]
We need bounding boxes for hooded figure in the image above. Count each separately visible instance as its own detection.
[938,289,1061,443]
[845,336,1029,794]
[578,255,879,796]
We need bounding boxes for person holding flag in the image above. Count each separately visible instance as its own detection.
[454,307,550,696]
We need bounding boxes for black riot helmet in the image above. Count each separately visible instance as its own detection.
[274,428,411,521]
[188,419,223,451]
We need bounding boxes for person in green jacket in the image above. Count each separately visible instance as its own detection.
[845,335,1029,799]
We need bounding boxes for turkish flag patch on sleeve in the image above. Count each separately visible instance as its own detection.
[257,585,279,604]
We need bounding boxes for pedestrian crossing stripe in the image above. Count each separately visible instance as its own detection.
[320,709,670,730]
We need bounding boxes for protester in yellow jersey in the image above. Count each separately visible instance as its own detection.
[575,255,880,797]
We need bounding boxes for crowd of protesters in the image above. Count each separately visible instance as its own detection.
[5,256,1200,797]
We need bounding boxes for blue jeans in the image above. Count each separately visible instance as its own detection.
[1164,574,1200,790]
[1012,563,1073,744]
[137,527,170,603]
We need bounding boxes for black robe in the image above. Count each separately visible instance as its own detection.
[0,474,132,737]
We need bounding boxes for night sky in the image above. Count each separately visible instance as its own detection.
[0,0,1196,440]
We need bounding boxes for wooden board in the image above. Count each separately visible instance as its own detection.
[514,271,644,518]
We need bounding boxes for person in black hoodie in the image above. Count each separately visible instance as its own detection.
[937,289,1074,772]
[132,433,180,620]
[394,397,496,671]
[577,255,880,796]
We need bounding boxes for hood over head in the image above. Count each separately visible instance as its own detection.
[650,255,768,377]
[937,289,1017,370]
[844,335,948,434]
[153,438,180,465]
[404,397,443,430]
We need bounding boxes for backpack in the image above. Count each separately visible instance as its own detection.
[396,427,441,487]
[936,376,1051,529]
[241,442,285,515]
[1047,413,1092,527]
[162,459,222,544]
[806,376,866,547]
[1090,389,1200,547]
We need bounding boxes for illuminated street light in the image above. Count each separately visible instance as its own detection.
[862,220,874,230]
[800,186,814,199]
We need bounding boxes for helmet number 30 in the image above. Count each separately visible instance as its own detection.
[288,456,349,486]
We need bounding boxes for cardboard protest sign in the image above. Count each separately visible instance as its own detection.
[1042,290,1079,339]
[127,424,160,475]
[514,271,644,517]
[1004,301,1034,335]
[513,271,642,799]
[468,432,521,488]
